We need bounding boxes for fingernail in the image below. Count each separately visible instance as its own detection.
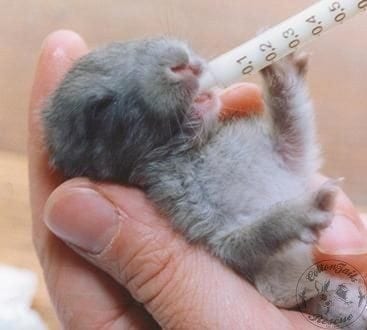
[44,187,120,254]
[316,213,367,255]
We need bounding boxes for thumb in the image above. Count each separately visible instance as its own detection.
[43,178,292,329]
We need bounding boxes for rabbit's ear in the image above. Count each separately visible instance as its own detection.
[315,280,322,293]
[323,280,331,292]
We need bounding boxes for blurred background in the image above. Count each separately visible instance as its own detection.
[0,0,366,328]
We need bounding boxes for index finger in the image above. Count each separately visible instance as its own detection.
[28,30,88,252]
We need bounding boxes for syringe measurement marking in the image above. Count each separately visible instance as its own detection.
[306,15,324,36]
[359,0,367,9]
[283,28,301,49]
[234,0,365,77]
[236,55,254,75]
[259,41,278,62]
[329,2,346,22]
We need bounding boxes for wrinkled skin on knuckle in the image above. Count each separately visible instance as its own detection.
[122,233,187,306]
[146,254,211,329]
[113,228,207,327]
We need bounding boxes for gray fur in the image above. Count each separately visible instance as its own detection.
[43,38,203,182]
[42,37,366,329]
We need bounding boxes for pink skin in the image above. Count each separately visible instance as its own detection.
[168,58,203,93]
[171,59,221,120]
[29,30,366,329]
[171,62,203,76]
[193,91,221,120]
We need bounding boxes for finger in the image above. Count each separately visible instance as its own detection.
[313,175,367,254]
[28,29,88,254]
[219,82,264,121]
[312,175,367,276]
[44,178,312,329]
[28,31,157,329]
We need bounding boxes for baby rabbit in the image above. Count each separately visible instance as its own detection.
[43,37,365,328]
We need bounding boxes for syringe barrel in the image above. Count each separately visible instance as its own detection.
[200,0,366,89]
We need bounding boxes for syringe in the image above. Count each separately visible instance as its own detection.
[200,0,366,89]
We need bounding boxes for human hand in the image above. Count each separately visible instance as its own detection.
[29,30,366,329]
